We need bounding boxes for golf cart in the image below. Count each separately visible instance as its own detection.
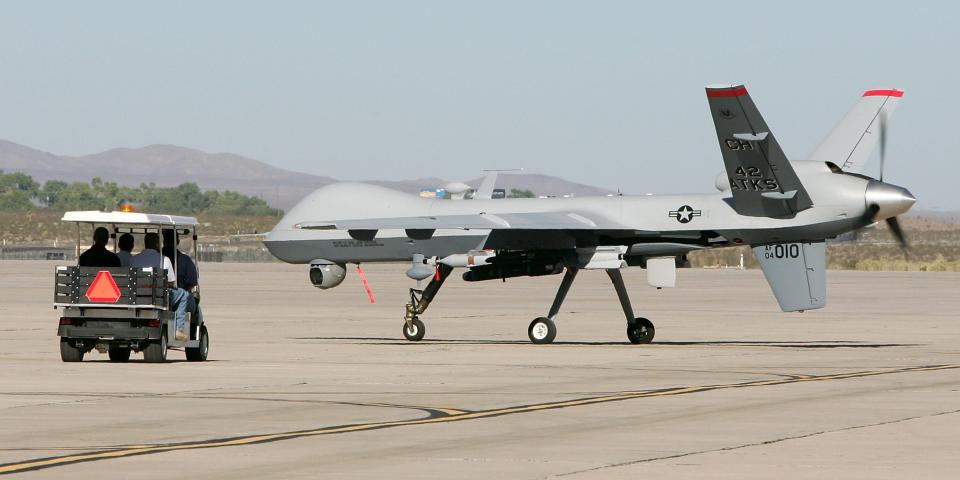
[54,210,209,363]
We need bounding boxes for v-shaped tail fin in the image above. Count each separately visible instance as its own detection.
[808,89,903,174]
[705,84,813,217]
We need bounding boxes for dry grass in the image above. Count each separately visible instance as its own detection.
[687,216,960,272]
[688,244,960,272]
[3,211,958,271]
[0,210,276,245]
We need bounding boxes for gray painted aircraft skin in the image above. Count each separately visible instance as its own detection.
[264,84,915,344]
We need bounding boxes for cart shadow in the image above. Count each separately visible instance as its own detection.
[293,337,916,348]
[82,359,224,363]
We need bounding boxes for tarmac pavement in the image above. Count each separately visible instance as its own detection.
[0,261,957,478]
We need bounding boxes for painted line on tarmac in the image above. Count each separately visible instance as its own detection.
[1,364,956,475]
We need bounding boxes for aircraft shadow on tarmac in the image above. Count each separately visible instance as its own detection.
[293,337,916,348]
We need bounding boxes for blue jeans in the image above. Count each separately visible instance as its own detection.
[169,288,191,336]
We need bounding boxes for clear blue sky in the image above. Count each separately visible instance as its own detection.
[1,1,957,209]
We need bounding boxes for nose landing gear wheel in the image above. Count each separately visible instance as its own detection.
[627,317,655,344]
[528,317,557,344]
[403,317,425,341]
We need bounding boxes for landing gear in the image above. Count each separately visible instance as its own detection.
[403,317,426,341]
[527,267,578,344]
[397,260,656,344]
[527,267,656,344]
[607,269,655,344]
[401,264,453,341]
[528,317,557,344]
[627,318,655,344]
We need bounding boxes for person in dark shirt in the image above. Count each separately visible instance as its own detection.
[162,229,202,335]
[162,230,199,290]
[78,227,121,267]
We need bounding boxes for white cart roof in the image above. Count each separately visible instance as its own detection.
[61,211,199,226]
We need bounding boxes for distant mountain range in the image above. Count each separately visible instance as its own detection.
[0,139,610,210]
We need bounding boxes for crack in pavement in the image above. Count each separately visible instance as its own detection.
[1,364,957,476]
[553,408,960,477]
[0,381,312,410]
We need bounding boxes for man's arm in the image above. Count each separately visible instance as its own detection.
[181,256,199,290]
[162,257,176,286]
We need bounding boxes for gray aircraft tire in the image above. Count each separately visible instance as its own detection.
[627,318,655,344]
[403,318,426,341]
[60,340,83,362]
[528,317,557,344]
[186,327,209,361]
[143,333,168,363]
[108,347,131,362]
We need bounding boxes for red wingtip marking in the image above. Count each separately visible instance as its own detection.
[863,89,904,98]
[706,86,748,98]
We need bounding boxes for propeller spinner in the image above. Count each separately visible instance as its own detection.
[864,180,915,248]
[863,111,915,249]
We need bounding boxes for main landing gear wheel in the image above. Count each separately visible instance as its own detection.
[528,317,557,344]
[627,317,655,344]
[403,317,426,342]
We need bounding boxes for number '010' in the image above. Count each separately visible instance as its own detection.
[765,244,800,259]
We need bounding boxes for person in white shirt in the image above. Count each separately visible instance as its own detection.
[117,233,134,267]
[130,232,189,340]
[129,233,175,284]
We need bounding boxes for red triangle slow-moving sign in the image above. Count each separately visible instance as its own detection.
[85,271,122,303]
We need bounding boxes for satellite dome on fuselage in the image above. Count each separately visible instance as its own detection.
[277,182,427,230]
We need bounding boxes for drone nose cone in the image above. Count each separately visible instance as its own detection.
[865,181,916,220]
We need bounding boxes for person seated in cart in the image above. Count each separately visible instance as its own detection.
[116,233,135,266]
[163,229,202,324]
[162,229,198,291]
[78,227,121,267]
[130,232,192,340]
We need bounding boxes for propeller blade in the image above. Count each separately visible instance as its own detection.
[878,110,887,182]
[885,216,908,250]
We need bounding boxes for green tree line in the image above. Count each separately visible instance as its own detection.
[507,188,536,198]
[0,170,281,216]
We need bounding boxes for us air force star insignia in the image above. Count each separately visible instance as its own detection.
[669,205,702,224]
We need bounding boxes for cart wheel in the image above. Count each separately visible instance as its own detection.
[186,326,209,362]
[60,340,83,362]
[108,347,131,362]
[143,333,168,363]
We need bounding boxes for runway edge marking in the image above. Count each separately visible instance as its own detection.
[1,364,957,475]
